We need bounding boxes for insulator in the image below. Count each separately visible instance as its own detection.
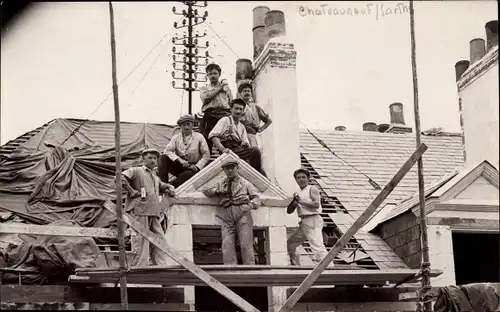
[183,56,187,62]
[194,73,198,79]
[182,9,186,15]
[183,40,186,45]
[182,73,186,79]
[194,9,198,15]
[173,55,176,61]
[183,48,187,54]
[172,7,176,13]
[183,64,187,71]
[183,82,186,88]
[204,1,207,6]
[205,41,209,47]
[195,48,199,54]
[204,11,208,17]
[195,17,198,24]
[172,47,176,53]
[182,19,186,25]
[205,50,209,57]
[194,82,198,88]
[174,22,178,28]
[205,58,208,64]
[194,39,198,45]
[172,62,176,68]
[172,81,175,87]
[204,32,207,36]
[171,71,175,78]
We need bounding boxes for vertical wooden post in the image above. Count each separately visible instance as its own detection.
[409,1,432,311]
[108,1,129,309]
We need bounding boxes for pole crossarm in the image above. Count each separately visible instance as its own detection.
[278,143,429,312]
[102,203,261,312]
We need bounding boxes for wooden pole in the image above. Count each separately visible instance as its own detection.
[108,1,129,309]
[278,144,428,312]
[409,1,432,311]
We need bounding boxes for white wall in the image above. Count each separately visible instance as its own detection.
[460,62,499,168]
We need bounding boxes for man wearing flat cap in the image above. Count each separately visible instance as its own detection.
[121,148,176,267]
[202,159,261,265]
[286,168,332,267]
[208,98,267,177]
[199,63,233,153]
[238,82,272,148]
[159,114,210,188]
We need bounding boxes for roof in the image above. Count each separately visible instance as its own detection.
[299,129,464,269]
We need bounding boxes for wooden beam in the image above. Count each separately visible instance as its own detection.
[278,143,428,312]
[102,204,261,312]
[0,223,133,238]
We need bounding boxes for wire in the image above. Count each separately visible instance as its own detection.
[127,39,173,108]
[299,120,382,190]
[206,22,240,59]
[59,22,179,147]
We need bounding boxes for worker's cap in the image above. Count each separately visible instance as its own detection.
[206,63,222,73]
[177,114,195,126]
[293,168,310,178]
[230,98,247,108]
[221,159,239,168]
[141,148,160,157]
[238,82,253,93]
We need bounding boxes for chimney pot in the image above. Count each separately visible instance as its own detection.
[235,59,253,83]
[376,123,390,133]
[335,126,346,131]
[264,10,286,39]
[389,102,405,125]
[470,38,486,64]
[253,6,270,60]
[363,122,377,132]
[454,60,470,82]
[485,20,498,51]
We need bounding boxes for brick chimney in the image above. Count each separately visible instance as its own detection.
[470,38,486,64]
[335,126,346,131]
[362,122,377,131]
[386,103,412,133]
[485,20,498,52]
[253,9,299,196]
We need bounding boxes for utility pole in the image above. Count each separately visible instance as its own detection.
[108,2,128,309]
[171,1,210,115]
[409,1,432,311]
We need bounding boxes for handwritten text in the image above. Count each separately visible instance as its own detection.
[298,3,409,20]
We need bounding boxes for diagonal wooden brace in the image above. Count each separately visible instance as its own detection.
[278,143,428,312]
[103,204,261,312]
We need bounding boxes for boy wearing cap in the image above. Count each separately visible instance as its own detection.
[199,63,233,153]
[159,114,210,188]
[286,168,331,266]
[202,159,261,265]
[121,148,176,267]
[208,98,267,177]
[238,82,272,148]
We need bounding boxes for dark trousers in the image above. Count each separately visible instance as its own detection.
[202,109,230,153]
[157,155,197,188]
[224,141,267,178]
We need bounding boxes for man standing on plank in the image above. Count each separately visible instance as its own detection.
[202,159,261,264]
[286,168,332,266]
[199,63,233,153]
[121,148,176,266]
[159,114,210,188]
[208,98,267,177]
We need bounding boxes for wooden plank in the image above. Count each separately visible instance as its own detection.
[0,223,132,238]
[89,303,194,311]
[102,203,260,312]
[279,143,428,312]
[292,302,419,312]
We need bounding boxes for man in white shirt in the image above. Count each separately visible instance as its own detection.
[159,114,210,188]
[286,168,332,266]
[208,99,267,177]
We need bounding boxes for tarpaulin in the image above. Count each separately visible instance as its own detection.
[0,220,104,284]
[434,283,500,312]
[0,118,174,228]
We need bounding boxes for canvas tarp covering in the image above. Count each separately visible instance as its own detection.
[0,118,174,227]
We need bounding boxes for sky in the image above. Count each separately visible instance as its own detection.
[1,1,498,145]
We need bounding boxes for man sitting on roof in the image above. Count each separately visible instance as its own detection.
[238,82,272,148]
[158,114,210,188]
[208,98,267,177]
[286,168,333,267]
[199,63,233,153]
[121,148,176,267]
[202,159,261,265]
